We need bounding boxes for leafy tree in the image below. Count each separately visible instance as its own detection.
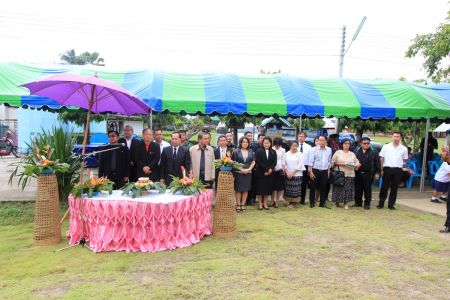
[60,49,105,66]
[406,11,450,82]
[58,108,106,143]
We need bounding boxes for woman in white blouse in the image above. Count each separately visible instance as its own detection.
[284,141,305,208]
[272,137,286,208]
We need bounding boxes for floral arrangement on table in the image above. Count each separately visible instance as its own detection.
[121,177,166,198]
[71,172,114,198]
[214,153,244,171]
[168,166,205,195]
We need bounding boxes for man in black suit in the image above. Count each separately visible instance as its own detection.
[136,128,161,181]
[160,132,191,185]
[118,125,141,182]
[98,130,129,189]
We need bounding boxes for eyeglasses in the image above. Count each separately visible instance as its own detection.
[362,142,370,145]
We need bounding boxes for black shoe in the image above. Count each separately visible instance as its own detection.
[439,226,450,233]
[376,204,384,209]
[431,199,442,204]
[351,204,362,207]
[319,204,331,209]
[310,204,315,208]
[300,201,306,205]
[439,196,447,202]
[388,206,396,210]
[364,206,370,210]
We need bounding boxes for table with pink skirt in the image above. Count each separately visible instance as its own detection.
[66,189,213,253]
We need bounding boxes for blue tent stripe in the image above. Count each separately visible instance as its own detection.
[431,85,450,105]
[275,75,324,117]
[204,74,246,114]
[21,95,61,108]
[344,80,396,119]
[141,71,164,112]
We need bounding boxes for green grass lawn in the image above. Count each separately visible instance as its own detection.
[1,201,449,299]
[372,135,446,150]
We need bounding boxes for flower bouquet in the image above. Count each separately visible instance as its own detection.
[214,153,244,171]
[168,166,205,195]
[121,177,166,198]
[71,172,114,198]
[21,145,70,176]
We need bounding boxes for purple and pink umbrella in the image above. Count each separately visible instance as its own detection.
[21,73,151,183]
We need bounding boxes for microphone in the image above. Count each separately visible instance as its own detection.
[99,143,126,149]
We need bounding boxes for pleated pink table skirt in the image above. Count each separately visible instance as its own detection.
[66,189,213,253]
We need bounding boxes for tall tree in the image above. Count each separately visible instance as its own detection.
[60,49,105,66]
[406,11,450,82]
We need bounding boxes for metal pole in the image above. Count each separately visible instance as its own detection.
[339,26,346,78]
[149,109,153,130]
[412,121,418,152]
[299,116,302,134]
[419,118,430,192]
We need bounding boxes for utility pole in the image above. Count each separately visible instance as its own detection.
[336,16,366,134]
[339,26,346,78]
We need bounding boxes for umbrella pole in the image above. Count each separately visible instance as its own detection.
[60,92,94,225]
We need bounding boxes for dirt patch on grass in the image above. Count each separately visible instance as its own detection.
[33,283,71,298]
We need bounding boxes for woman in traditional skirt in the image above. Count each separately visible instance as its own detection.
[331,139,361,209]
[255,137,277,210]
[272,137,286,208]
[284,141,305,208]
[232,137,255,212]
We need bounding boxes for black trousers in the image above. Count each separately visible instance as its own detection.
[300,166,309,203]
[310,169,329,206]
[445,186,450,227]
[379,167,402,208]
[355,171,372,207]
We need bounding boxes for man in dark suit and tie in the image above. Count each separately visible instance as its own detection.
[160,132,191,185]
[98,130,129,189]
[136,128,161,181]
[118,125,141,182]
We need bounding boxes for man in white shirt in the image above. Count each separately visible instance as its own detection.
[308,136,332,208]
[298,132,312,205]
[154,129,171,154]
[377,132,409,210]
[118,125,140,182]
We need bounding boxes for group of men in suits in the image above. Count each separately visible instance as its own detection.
[98,126,219,189]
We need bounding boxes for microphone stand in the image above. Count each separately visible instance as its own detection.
[56,145,124,252]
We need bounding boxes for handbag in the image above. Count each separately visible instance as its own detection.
[330,166,345,187]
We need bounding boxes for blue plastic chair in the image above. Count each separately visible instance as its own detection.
[427,161,440,182]
[406,161,421,189]
[373,176,383,188]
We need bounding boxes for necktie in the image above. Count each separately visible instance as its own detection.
[173,147,177,159]
[221,149,224,159]
[300,143,303,153]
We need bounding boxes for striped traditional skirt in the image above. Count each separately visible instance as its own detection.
[332,176,355,203]
[284,176,302,203]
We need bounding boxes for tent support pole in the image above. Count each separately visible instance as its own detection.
[413,121,418,152]
[149,109,153,130]
[419,118,430,192]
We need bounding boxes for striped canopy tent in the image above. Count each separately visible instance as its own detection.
[0,62,449,119]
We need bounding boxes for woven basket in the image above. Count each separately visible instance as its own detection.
[213,170,236,238]
[33,174,61,245]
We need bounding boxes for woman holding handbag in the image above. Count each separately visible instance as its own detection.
[331,139,361,209]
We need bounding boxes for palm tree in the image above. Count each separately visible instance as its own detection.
[60,49,78,65]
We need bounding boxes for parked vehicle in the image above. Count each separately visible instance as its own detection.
[0,130,19,157]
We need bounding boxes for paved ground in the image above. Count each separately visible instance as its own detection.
[0,157,447,217]
[0,156,36,201]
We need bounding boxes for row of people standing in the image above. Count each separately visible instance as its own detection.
[227,131,408,212]
[98,126,217,189]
